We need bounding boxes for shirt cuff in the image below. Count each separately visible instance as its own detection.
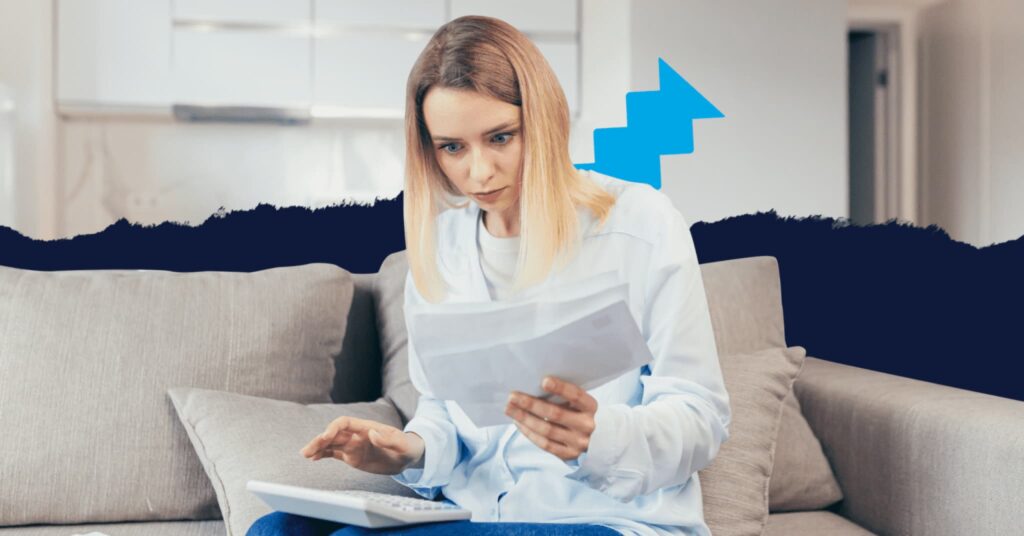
[564,403,630,483]
[391,417,457,499]
[564,403,647,501]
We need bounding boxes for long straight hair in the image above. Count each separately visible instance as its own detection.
[404,16,616,303]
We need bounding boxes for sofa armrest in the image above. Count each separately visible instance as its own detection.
[794,356,1024,536]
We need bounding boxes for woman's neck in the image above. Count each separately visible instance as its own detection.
[482,208,520,237]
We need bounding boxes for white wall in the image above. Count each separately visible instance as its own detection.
[629,0,849,224]
[919,0,1024,247]
[0,0,58,239]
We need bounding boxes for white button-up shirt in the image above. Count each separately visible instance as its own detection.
[393,170,731,536]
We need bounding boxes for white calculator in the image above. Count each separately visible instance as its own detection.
[247,480,473,528]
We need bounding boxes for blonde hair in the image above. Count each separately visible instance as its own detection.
[404,16,616,303]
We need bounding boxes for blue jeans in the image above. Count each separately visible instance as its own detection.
[246,511,621,535]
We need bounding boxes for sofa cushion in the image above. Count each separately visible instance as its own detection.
[167,388,417,536]
[764,511,876,535]
[769,390,844,511]
[0,264,352,526]
[373,251,420,423]
[699,256,787,356]
[698,346,805,536]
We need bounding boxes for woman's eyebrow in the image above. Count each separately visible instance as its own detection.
[432,121,520,142]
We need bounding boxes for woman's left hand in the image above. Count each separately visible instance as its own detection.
[505,376,598,461]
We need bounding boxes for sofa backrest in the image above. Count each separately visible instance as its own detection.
[330,253,788,406]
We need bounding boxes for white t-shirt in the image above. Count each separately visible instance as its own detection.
[476,210,521,301]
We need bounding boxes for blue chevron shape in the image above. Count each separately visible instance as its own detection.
[575,58,724,189]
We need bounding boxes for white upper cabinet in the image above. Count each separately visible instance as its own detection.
[173,0,310,25]
[312,0,446,116]
[449,0,578,34]
[55,0,581,117]
[171,0,312,109]
[315,0,445,29]
[56,0,172,111]
[172,30,311,109]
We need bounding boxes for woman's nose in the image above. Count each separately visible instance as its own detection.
[468,148,495,184]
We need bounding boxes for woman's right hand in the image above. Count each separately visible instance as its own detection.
[300,417,425,476]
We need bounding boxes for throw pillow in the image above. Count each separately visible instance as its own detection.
[698,345,806,536]
[167,388,418,536]
[0,264,352,526]
[768,390,844,511]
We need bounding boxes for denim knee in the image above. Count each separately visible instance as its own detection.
[245,511,342,536]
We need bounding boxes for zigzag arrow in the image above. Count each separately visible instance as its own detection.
[575,58,724,189]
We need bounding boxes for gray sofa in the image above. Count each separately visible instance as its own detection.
[1,253,1021,536]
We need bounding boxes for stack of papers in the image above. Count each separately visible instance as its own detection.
[407,271,654,427]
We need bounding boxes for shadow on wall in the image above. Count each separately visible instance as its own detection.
[1,197,1021,402]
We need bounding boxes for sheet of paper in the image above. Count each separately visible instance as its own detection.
[408,277,630,358]
[412,295,653,427]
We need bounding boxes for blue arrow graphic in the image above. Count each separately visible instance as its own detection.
[575,58,724,189]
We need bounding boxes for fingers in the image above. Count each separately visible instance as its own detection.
[513,421,580,461]
[507,391,594,435]
[307,430,354,460]
[541,376,598,413]
[505,403,587,453]
[313,431,365,462]
[301,416,373,458]
[366,427,406,452]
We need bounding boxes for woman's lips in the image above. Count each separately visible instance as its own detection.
[473,187,506,203]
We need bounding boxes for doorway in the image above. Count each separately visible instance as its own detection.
[848,27,900,226]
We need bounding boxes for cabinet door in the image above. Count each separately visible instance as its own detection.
[315,0,445,29]
[450,0,578,33]
[312,0,446,116]
[56,0,172,109]
[313,32,429,116]
[172,29,311,108]
[173,0,310,25]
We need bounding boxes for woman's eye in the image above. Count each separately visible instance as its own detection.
[440,143,462,154]
[492,133,512,144]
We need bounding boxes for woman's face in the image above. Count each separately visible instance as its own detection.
[422,87,523,216]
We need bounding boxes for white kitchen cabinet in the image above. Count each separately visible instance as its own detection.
[450,0,578,34]
[56,0,172,111]
[311,0,445,117]
[56,0,581,117]
[314,0,446,30]
[172,29,311,108]
[173,0,310,25]
[313,32,430,116]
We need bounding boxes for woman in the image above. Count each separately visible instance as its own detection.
[249,15,730,536]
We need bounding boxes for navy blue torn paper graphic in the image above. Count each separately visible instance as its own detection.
[1,203,1021,402]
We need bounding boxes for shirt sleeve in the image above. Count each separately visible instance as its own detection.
[564,197,732,502]
[392,271,466,499]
